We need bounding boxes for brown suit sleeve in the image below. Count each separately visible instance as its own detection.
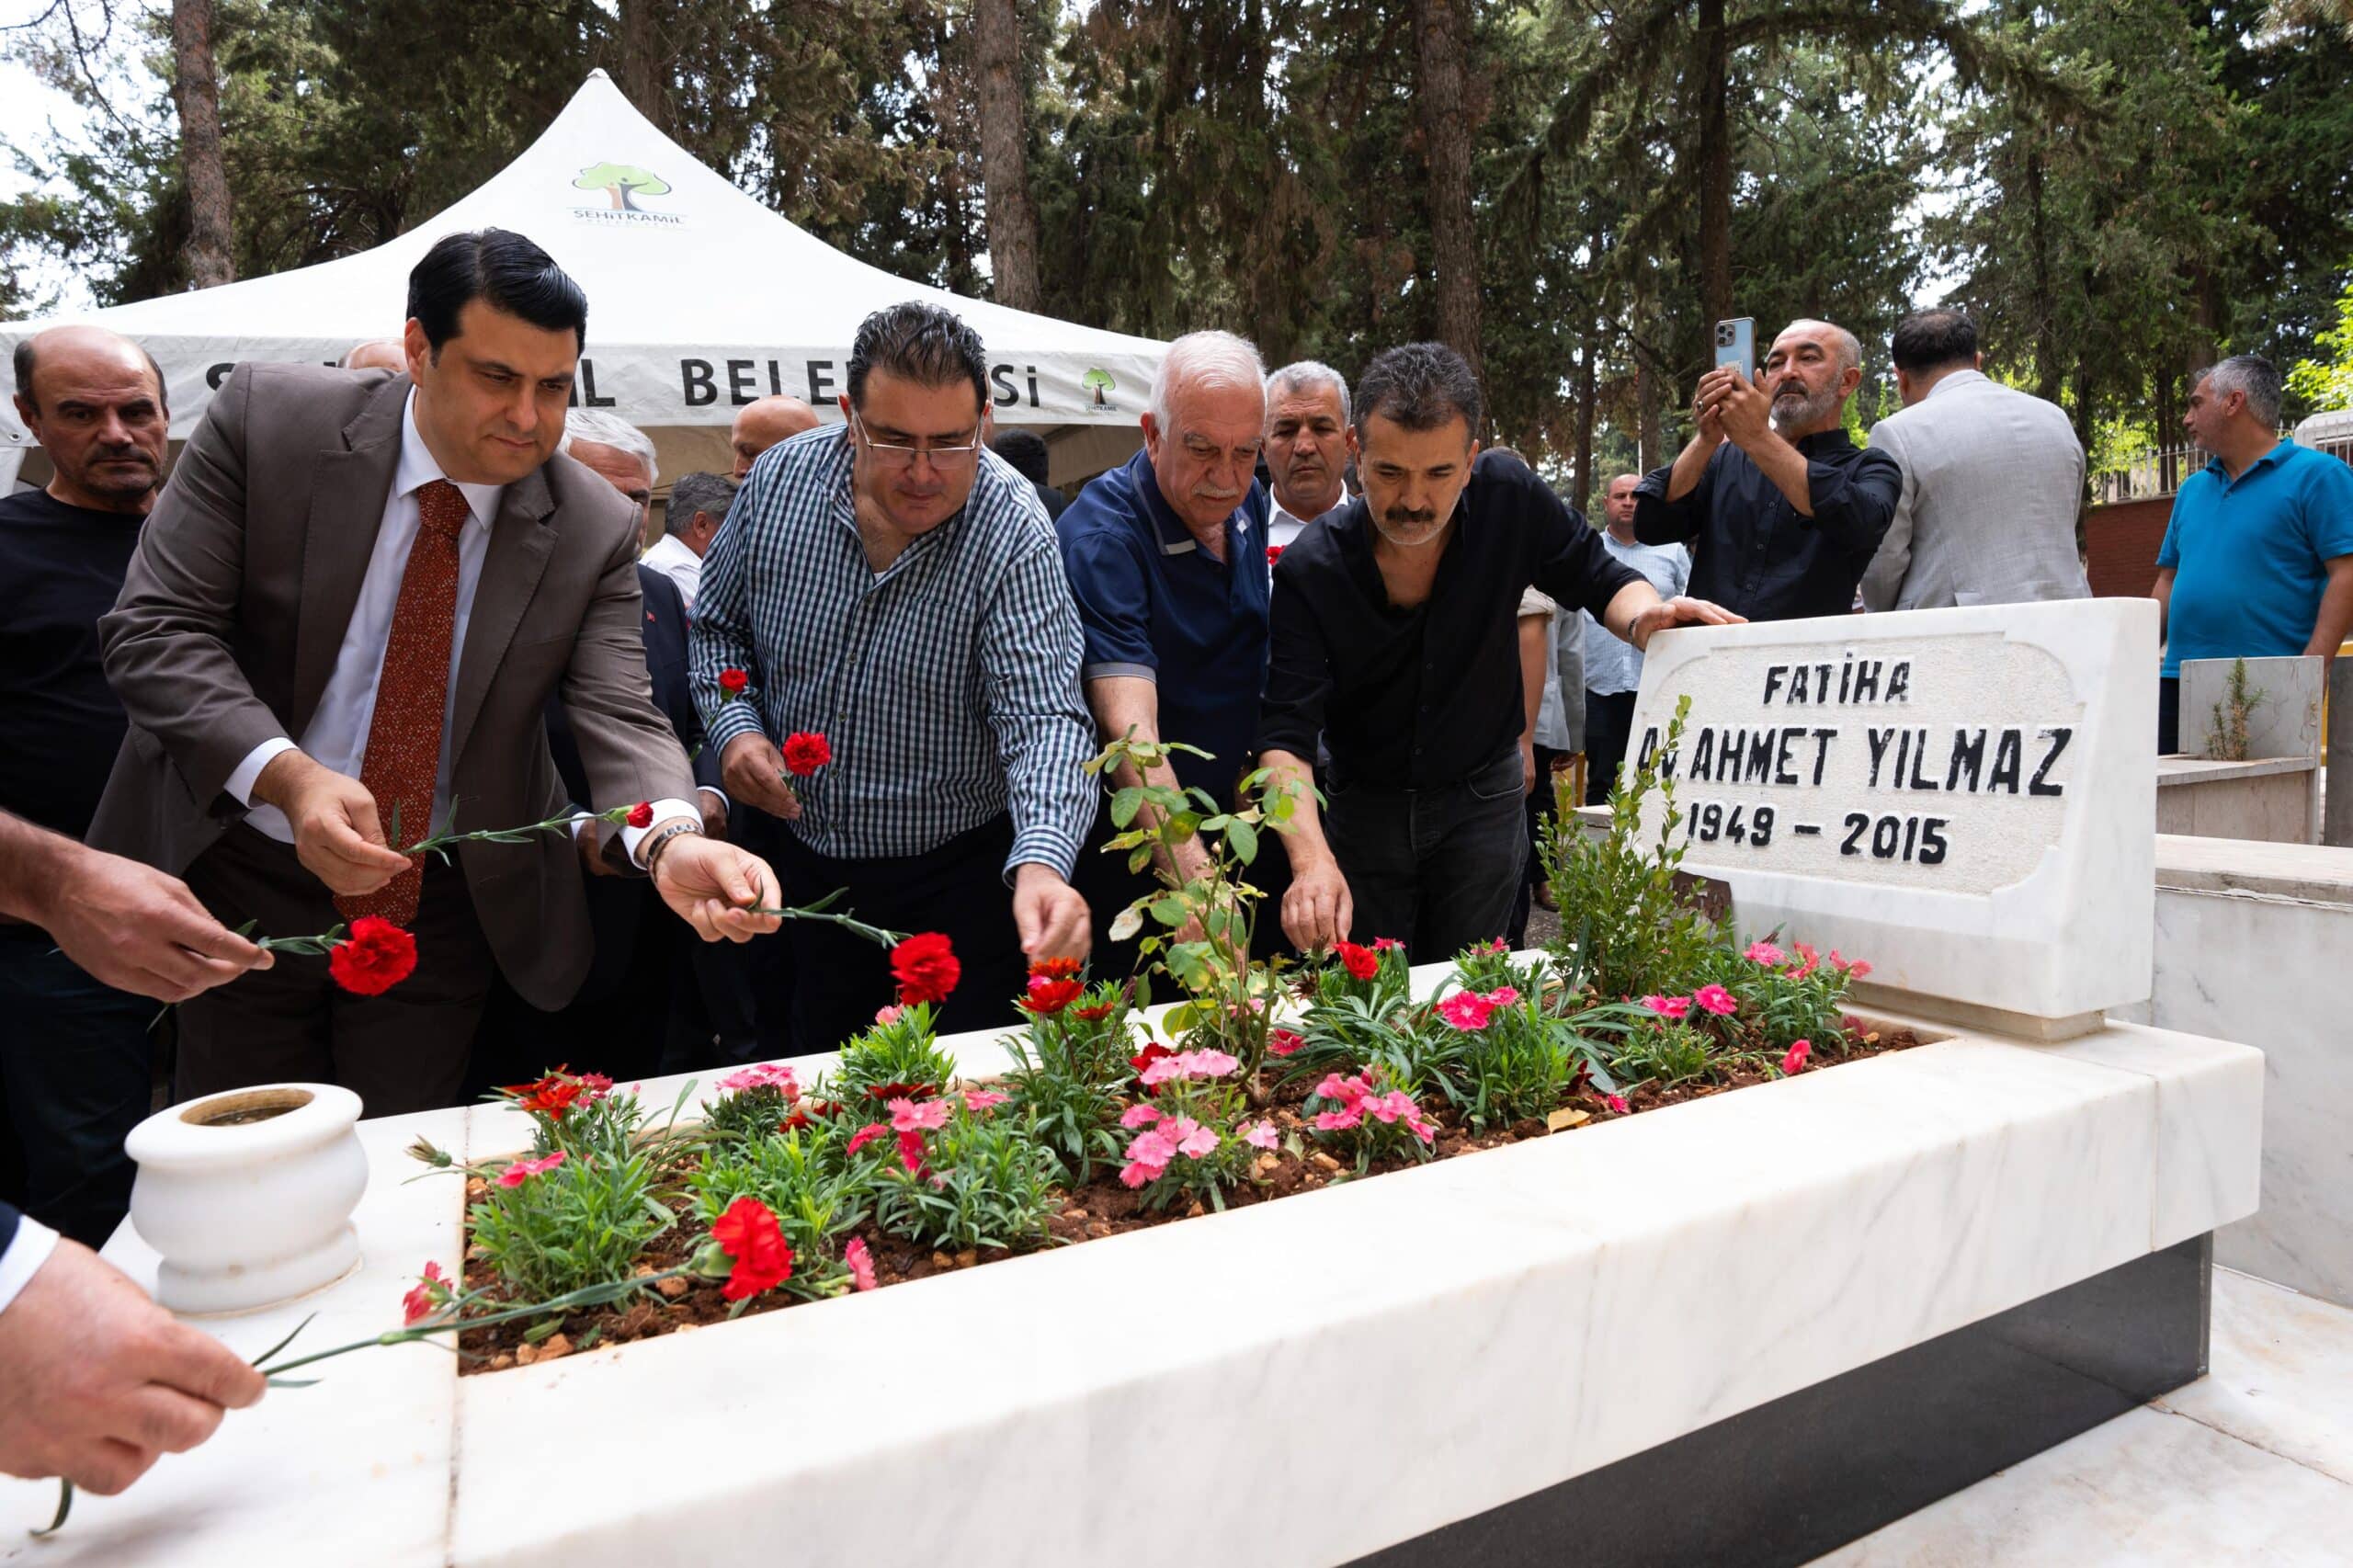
[559,492,698,822]
[97,367,290,805]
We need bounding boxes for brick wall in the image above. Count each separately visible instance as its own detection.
[2085,497,2172,598]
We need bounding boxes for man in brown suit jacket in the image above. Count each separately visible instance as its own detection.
[90,229,780,1113]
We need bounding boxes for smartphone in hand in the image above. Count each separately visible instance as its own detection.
[1713,317,1756,377]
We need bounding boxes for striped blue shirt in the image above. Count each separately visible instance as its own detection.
[688,426,1096,879]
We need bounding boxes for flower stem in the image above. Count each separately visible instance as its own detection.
[738,888,905,949]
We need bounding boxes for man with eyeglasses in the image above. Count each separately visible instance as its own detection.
[1055,331,1274,971]
[690,301,1096,1049]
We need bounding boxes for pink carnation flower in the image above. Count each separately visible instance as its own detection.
[1606,1094,1630,1115]
[1242,1119,1279,1151]
[1483,985,1520,1008]
[847,1121,888,1155]
[1126,1127,1178,1172]
[845,1236,878,1292]
[1183,1049,1240,1079]
[1120,1103,1163,1129]
[888,1096,952,1132]
[1118,1161,1157,1188]
[1175,1122,1220,1159]
[1267,1029,1305,1058]
[1790,942,1819,980]
[1745,940,1785,967]
[496,1150,566,1187]
[873,1005,905,1026]
[1693,983,1738,1017]
[1642,994,1692,1020]
[1313,1106,1362,1131]
[1781,1040,1812,1075]
[1437,992,1496,1031]
[961,1088,1008,1114]
[716,1062,801,1097]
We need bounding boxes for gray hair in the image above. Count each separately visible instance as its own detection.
[1150,330,1267,427]
[1782,318,1863,378]
[562,408,658,485]
[666,471,737,537]
[1265,359,1351,427]
[2203,355,2282,430]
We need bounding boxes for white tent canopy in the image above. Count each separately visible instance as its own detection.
[1,70,1163,488]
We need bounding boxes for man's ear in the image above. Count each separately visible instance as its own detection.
[10,392,35,433]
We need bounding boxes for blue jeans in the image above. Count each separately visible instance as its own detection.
[1325,749,1529,961]
[0,933,155,1246]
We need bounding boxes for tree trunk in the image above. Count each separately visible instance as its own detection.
[1573,319,1600,514]
[1636,347,1665,471]
[973,0,1042,312]
[1415,0,1484,403]
[619,0,666,131]
[2026,146,2063,404]
[171,0,234,290]
[1695,0,1733,324]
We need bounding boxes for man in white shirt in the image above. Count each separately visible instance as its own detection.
[91,229,779,1113]
[1583,472,1689,802]
[1861,309,2090,611]
[1262,360,1355,554]
[641,471,736,611]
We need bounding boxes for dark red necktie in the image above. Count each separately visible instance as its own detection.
[337,479,468,927]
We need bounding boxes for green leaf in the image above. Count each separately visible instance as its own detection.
[1148,896,1188,927]
[1127,844,1154,875]
[1109,787,1145,828]
[1226,818,1259,865]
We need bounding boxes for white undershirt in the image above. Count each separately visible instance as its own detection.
[0,1215,58,1316]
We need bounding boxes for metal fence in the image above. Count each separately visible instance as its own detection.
[2094,433,2353,503]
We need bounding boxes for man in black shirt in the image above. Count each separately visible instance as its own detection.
[0,325,185,1244]
[1259,343,1740,959]
[1634,318,1901,620]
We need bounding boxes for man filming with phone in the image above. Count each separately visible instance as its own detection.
[1634,317,1900,621]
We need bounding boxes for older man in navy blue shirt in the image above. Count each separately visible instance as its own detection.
[1058,331,1273,971]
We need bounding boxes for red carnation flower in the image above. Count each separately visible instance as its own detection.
[1019,975,1083,1016]
[860,1081,938,1102]
[1072,1000,1117,1022]
[710,1196,793,1301]
[1130,1041,1176,1079]
[626,801,654,829]
[1029,956,1083,982]
[781,732,832,777]
[328,916,418,997]
[890,932,960,1006]
[1267,545,1284,564]
[895,1129,929,1177]
[502,1066,588,1120]
[1333,940,1380,982]
[719,667,750,696]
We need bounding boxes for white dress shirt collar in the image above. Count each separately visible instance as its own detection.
[397,390,506,529]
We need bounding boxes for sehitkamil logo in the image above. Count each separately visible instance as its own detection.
[1081,367,1117,410]
[571,162,686,227]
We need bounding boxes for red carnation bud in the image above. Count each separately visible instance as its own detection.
[627,801,654,829]
[719,667,750,696]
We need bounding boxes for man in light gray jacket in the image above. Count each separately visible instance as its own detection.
[1860,310,2089,612]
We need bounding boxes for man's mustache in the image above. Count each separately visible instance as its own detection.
[1383,506,1438,527]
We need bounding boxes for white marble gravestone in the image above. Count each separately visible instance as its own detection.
[1627,599,2157,1034]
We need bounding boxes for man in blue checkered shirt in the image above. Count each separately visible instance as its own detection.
[690,302,1096,1050]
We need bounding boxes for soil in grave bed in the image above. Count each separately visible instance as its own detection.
[457,1027,1924,1373]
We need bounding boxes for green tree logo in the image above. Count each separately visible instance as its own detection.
[574,162,672,212]
[1082,367,1116,408]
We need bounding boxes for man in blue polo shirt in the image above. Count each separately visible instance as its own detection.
[2152,355,2353,753]
[1057,331,1272,971]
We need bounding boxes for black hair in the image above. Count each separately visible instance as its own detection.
[1890,309,1979,374]
[847,301,988,413]
[13,335,169,416]
[991,428,1051,484]
[1354,342,1482,439]
[406,228,588,354]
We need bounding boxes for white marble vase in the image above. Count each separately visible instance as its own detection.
[125,1083,369,1315]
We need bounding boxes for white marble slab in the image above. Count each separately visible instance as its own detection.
[0,1105,475,1565]
[1628,599,2157,1023]
[2143,862,2353,1308]
[0,966,2264,1568]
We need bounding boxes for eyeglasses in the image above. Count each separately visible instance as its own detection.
[850,412,983,472]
